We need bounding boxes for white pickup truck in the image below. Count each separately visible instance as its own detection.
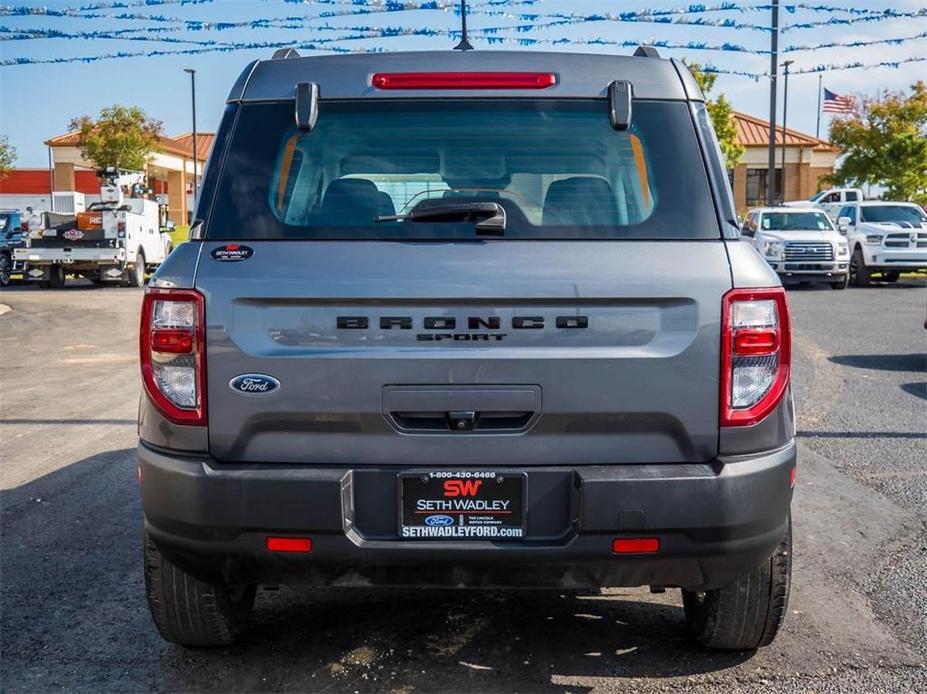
[14,170,172,288]
[783,187,864,219]
[834,200,927,286]
[741,206,850,289]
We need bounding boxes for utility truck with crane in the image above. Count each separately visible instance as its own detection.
[14,168,172,288]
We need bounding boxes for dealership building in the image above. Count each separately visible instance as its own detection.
[0,131,212,225]
[0,111,836,219]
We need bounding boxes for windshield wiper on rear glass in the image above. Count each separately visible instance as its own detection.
[375,201,506,236]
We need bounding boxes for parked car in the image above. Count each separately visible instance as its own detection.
[741,207,849,289]
[835,201,927,286]
[0,209,27,287]
[138,48,796,651]
[782,187,863,219]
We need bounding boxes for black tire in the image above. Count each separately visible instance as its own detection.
[880,271,899,283]
[0,253,11,287]
[831,275,849,290]
[46,265,66,289]
[143,532,255,647]
[850,247,870,287]
[126,250,146,288]
[682,516,792,650]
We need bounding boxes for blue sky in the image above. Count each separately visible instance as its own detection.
[1,0,925,166]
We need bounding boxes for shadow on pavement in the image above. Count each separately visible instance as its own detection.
[900,382,927,401]
[797,430,927,440]
[157,588,753,692]
[1,448,754,693]
[0,418,138,425]
[828,352,926,373]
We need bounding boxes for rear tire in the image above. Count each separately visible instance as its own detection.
[850,247,870,287]
[682,515,792,650]
[880,271,899,283]
[46,265,66,289]
[143,532,256,647]
[0,253,11,287]
[126,250,146,288]
[831,275,849,290]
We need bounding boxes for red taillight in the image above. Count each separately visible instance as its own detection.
[139,288,206,426]
[720,287,791,427]
[151,328,193,354]
[371,71,557,90]
[612,537,660,554]
[733,328,779,356]
[266,537,313,553]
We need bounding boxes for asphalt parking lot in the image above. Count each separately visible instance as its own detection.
[1,278,925,693]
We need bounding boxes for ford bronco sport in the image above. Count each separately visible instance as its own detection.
[138,49,796,650]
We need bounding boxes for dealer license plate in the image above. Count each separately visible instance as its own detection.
[399,471,526,540]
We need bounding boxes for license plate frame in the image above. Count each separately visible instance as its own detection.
[399,471,526,540]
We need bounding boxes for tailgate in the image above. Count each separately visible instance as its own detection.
[199,240,731,465]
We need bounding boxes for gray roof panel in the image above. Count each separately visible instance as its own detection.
[227,50,696,103]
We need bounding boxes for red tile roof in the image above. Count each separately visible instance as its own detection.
[171,132,215,161]
[45,131,215,161]
[733,111,836,151]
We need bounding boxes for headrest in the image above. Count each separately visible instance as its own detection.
[542,176,619,227]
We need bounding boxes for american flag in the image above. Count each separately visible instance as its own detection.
[822,88,854,113]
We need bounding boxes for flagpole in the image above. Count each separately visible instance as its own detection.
[816,74,822,139]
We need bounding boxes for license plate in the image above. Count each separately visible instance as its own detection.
[399,471,526,540]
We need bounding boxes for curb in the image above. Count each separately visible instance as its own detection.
[0,303,11,317]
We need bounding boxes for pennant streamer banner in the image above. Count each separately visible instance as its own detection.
[1,0,925,73]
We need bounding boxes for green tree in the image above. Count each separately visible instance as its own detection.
[827,81,927,205]
[69,105,162,171]
[686,62,745,170]
[0,135,16,180]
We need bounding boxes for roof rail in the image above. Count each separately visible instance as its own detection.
[271,48,301,60]
[633,46,661,58]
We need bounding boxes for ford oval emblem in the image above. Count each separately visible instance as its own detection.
[424,514,455,527]
[229,374,280,395]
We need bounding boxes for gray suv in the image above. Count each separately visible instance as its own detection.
[138,48,795,650]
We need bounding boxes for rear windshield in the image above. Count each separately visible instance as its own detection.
[860,205,927,224]
[762,211,833,231]
[206,100,719,240]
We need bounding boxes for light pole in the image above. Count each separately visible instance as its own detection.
[780,60,794,204]
[184,68,198,202]
[766,0,779,206]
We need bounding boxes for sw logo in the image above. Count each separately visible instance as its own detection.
[443,479,483,497]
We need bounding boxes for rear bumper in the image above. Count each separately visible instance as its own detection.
[770,261,850,282]
[14,246,125,264]
[138,441,795,590]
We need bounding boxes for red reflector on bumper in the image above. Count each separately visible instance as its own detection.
[266,537,313,553]
[612,537,660,554]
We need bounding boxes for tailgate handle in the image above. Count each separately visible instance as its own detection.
[383,386,541,434]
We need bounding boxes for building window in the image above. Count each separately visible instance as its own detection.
[746,168,783,207]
